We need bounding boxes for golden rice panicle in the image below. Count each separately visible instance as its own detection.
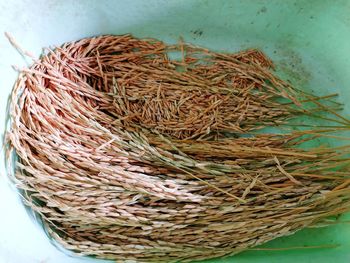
[6,35,350,262]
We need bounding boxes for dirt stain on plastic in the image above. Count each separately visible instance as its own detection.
[191,29,203,37]
[257,6,267,15]
[275,49,312,87]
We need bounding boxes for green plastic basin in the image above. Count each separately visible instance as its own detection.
[0,1,349,262]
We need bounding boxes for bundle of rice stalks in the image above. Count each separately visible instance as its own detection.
[5,35,350,262]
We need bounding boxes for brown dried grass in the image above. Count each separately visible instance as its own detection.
[5,34,350,262]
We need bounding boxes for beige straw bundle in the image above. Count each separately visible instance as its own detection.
[6,35,350,262]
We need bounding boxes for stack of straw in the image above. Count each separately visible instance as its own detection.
[6,35,350,262]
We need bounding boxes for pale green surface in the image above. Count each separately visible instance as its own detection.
[0,1,350,262]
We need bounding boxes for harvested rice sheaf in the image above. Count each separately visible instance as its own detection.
[5,35,350,262]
